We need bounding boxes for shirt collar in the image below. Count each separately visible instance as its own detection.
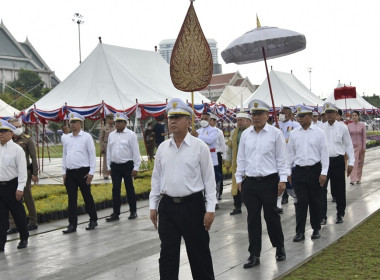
[70,130,84,137]
[0,139,13,147]
[250,123,269,133]
[169,132,192,148]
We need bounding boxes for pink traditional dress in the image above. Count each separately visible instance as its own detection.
[348,122,366,183]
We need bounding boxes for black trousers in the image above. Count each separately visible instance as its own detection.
[321,155,346,219]
[293,163,322,234]
[233,190,242,210]
[0,178,29,245]
[65,167,98,226]
[158,192,214,280]
[110,161,136,215]
[241,174,284,257]
[217,152,223,196]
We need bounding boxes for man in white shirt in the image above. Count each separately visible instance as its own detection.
[274,106,300,212]
[0,120,29,251]
[106,113,141,221]
[149,98,216,279]
[62,112,98,234]
[209,113,226,200]
[320,102,355,224]
[287,105,329,242]
[192,112,221,208]
[236,99,287,268]
[312,111,323,128]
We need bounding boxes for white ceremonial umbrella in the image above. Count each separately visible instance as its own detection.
[221,16,306,125]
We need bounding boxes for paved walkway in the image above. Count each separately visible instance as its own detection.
[1,147,380,280]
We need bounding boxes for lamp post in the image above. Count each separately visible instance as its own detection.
[308,67,312,91]
[72,13,84,64]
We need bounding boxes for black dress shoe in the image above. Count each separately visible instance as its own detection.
[215,204,220,210]
[7,228,18,235]
[311,229,320,239]
[320,218,327,225]
[332,197,336,202]
[106,214,120,222]
[0,243,5,252]
[104,177,109,180]
[230,209,242,215]
[293,233,305,242]
[276,207,284,214]
[62,224,77,234]
[86,221,98,230]
[128,212,138,220]
[276,247,286,261]
[17,240,28,249]
[336,215,344,224]
[243,255,260,268]
[28,224,38,231]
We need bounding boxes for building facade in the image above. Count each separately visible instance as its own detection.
[0,20,60,92]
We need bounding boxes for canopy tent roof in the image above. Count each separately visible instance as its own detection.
[325,82,377,110]
[31,43,209,112]
[244,70,323,109]
[0,99,20,118]
[216,85,252,109]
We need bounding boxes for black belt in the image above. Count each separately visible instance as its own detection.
[111,160,133,165]
[66,167,90,171]
[163,191,203,204]
[329,155,344,161]
[296,162,321,170]
[246,173,278,182]
[0,177,18,187]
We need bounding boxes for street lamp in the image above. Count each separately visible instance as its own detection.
[308,67,312,91]
[72,13,84,64]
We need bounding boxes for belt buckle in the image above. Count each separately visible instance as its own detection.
[172,197,182,204]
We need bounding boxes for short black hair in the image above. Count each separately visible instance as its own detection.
[338,109,343,116]
[353,110,360,116]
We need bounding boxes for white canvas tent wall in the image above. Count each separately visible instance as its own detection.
[216,85,252,109]
[244,70,323,108]
[0,99,20,117]
[31,43,209,111]
[325,82,377,110]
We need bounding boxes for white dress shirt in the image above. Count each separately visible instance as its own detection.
[62,130,96,175]
[107,128,141,171]
[287,124,329,176]
[274,120,300,142]
[312,120,323,129]
[215,128,226,154]
[149,132,217,212]
[0,140,27,191]
[235,123,287,183]
[197,125,219,166]
[321,121,355,166]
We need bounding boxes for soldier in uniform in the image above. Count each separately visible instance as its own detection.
[225,112,251,215]
[7,118,39,234]
[99,113,115,180]
[236,99,287,268]
[0,120,29,251]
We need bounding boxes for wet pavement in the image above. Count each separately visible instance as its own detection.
[1,147,380,280]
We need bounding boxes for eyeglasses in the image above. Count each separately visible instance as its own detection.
[0,130,11,134]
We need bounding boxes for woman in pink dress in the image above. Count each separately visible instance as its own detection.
[348,111,366,184]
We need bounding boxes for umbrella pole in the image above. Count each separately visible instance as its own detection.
[191,91,195,131]
[262,47,278,126]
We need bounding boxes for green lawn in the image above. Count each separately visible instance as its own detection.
[38,140,148,158]
[283,210,380,279]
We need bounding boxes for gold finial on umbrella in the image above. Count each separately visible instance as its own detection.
[170,0,213,130]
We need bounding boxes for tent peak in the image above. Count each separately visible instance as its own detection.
[256,14,261,28]
[98,37,102,43]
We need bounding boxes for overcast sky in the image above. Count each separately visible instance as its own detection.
[2,0,380,99]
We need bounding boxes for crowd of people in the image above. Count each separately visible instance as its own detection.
[0,97,369,279]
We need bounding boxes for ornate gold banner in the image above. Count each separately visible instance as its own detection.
[170,1,213,92]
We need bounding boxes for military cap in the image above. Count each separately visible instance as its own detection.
[295,104,313,115]
[166,98,193,117]
[209,113,219,121]
[248,99,270,112]
[312,111,319,116]
[0,119,16,131]
[236,112,251,119]
[114,112,128,122]
[323,102,339,113]
[68,112,85,122]
[106,113,114,118]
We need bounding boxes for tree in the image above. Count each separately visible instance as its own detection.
[363,95,380,109]
[6,68,44,98]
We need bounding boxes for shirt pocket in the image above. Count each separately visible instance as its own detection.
[182,154,200,178]
[4,154,16,167]
[334,131,343,144]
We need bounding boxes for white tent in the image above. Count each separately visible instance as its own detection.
[244,70,323,108]
[31,43,209,111]
[216,85,252,109]
[0,99,20,117]
[325,82,377,110]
